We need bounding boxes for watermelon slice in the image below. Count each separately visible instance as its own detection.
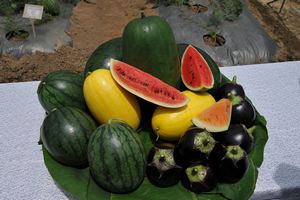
[192,98,232,132]
[181,45,214,91]
[110,59,189,108]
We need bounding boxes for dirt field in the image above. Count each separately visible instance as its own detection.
[0,0,299,83]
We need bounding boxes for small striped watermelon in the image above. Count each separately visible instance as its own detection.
[88,120,146,193]
[41,107,97,166]
[37,70,86,113]
[84,37,122,77]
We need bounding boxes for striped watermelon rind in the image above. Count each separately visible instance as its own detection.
[88,120,146,193]
[41,106,97,166]
[37,70,86,113]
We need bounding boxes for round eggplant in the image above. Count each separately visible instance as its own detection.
[214,124,254,154]
[215,76,245,100]
[174,127,217,167]
[146,143,182,187]
[231,98,256,127]
[181,164,216,193]
[217,145,249,183]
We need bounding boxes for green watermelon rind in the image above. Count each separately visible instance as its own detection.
[41,107,97,166]
[37,70,86,113]
[122,16,181,88]
[87,120,146,194]
[84,37,122,77]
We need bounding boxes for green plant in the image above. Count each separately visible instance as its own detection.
[212,0,243,22]
[0,0,39,16]
[3,16,22,32]
[151,0,189,7]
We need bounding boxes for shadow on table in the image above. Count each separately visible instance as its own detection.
[273,163,300,200]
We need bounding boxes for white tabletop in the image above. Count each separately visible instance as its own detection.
[0,61,300,200]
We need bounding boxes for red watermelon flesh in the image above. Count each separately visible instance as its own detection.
[192,98,232,132]
[181,45,214,91]
[110,59,189,108]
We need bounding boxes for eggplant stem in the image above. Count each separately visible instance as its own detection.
[228,93,243,105]
[247,126,256,137]
[232,75,237,84]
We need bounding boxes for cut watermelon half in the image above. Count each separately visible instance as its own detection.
[181,45,214,91]
[110,59,189,108]
[192,98,232,132]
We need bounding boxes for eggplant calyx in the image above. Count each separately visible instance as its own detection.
[246,125,256,138]
[228,94,243,105]
[225,145,245,162]
[186,165,207,183]
[148,149,179,172]
[231,75,237,84]
[194,131,216,154]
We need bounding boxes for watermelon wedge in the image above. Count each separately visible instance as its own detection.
[181,45,214,91]
[110,59,189,108]
[192,98,232,132]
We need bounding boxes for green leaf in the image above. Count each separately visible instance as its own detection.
[216,159,258,200]
[138,120,156,153]
[249,124,268,168]
[43,147,110,200]
[44,145,227,200]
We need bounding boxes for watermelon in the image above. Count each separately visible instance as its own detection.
[110,59,189,108]
[84,37,122,77]
[88,120,146,193]
[37,70,86,113]
[192,98,232,132]
[181,45,214,91]
[41,107,97,166]
[122,15,181,88]
[177,44,221,93]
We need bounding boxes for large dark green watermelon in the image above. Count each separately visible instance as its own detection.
[37,70,86,113]
[177,43,222,94]
[88,120,146,193]
[41,107,97,166]
[84,37,122,77]
[122,15,181,88]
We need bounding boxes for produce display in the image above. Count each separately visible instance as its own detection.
[37,15,268,200]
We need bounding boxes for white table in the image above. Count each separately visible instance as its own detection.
[1,61,300,200]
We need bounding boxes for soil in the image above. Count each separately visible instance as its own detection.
[245,0,300,61]
[0,0,299,83]
[0,0,158,83]
[203,34,226,47]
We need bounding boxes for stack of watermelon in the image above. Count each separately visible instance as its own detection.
[37,15,268,199]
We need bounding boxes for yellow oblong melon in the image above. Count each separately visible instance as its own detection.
[83,69,141,130]
[151,90,216,141]
[192,98,232,132]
